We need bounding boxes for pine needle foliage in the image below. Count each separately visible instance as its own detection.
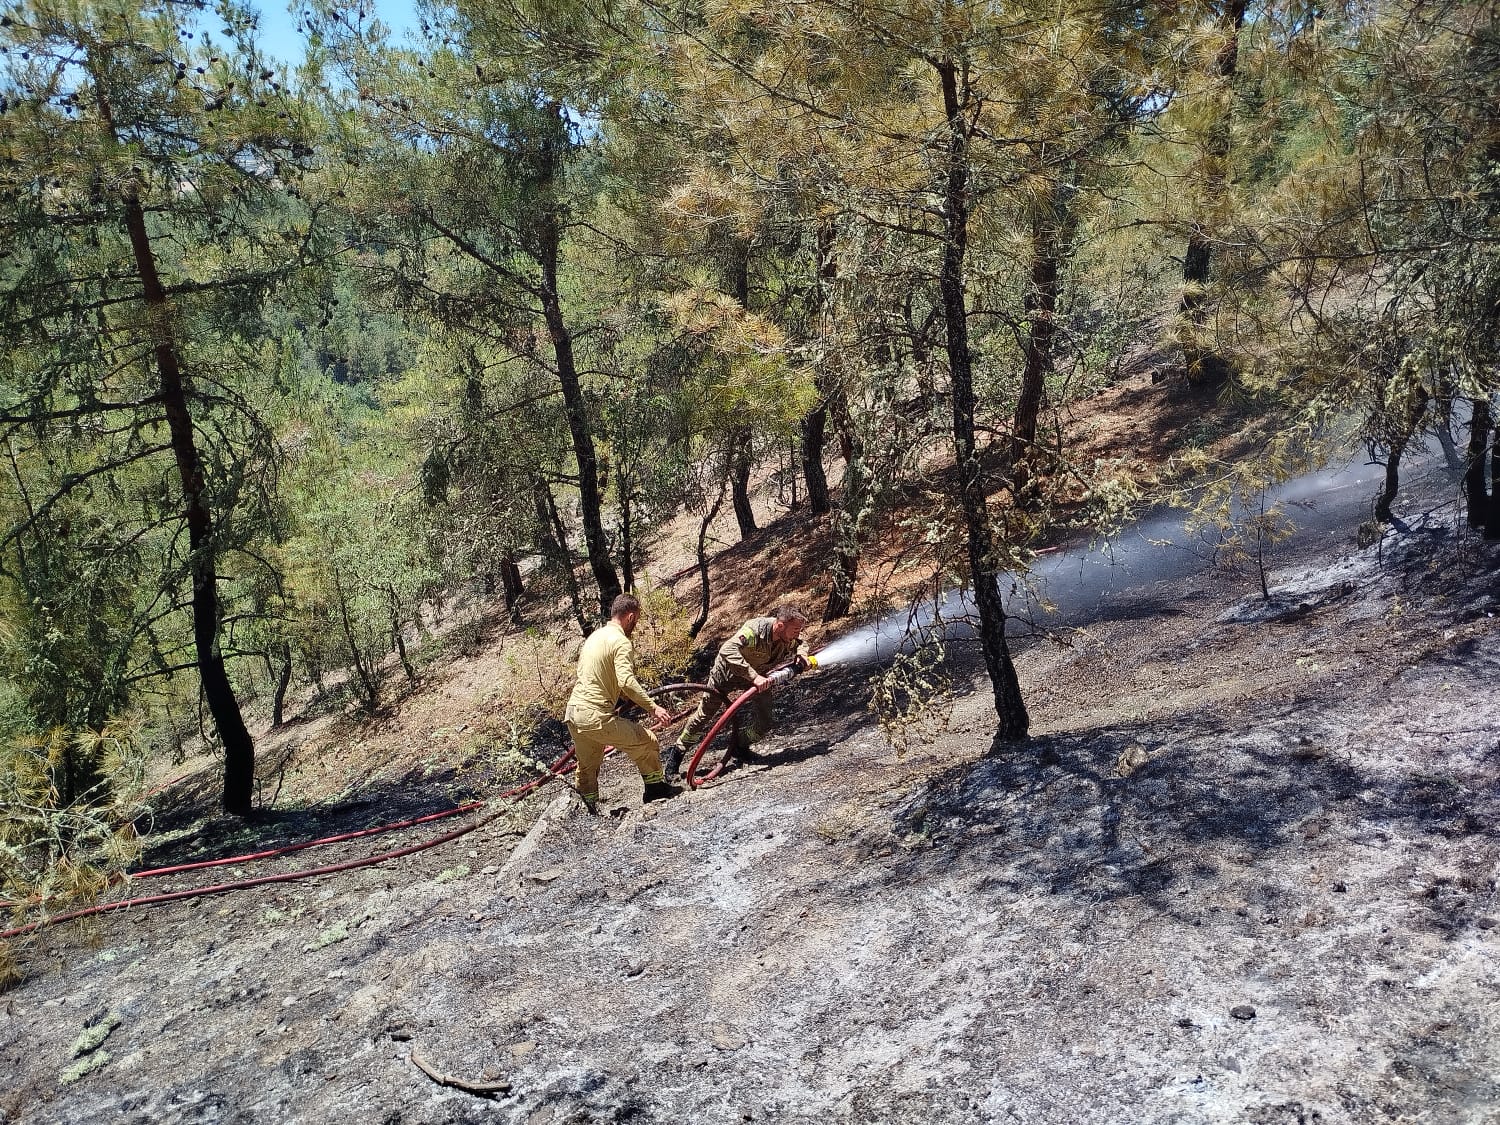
[0,718,145,935]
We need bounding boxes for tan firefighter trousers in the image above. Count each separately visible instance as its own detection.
[565,713,663,802]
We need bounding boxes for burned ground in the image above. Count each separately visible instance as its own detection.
[2,387,1497,1124]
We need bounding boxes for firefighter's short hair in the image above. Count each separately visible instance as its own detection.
[611,594,642,618]
[773,604,807,625]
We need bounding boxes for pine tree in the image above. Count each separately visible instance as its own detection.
[0,0,317,813]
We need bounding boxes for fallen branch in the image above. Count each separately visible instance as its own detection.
[410,1048,512,1096]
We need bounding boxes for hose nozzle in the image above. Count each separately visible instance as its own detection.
[767,655,819,686]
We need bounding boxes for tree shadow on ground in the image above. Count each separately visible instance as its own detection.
[134,761,499,871]
[776,661,881,735]
[726,739,838,778]
[856,692,1497,937]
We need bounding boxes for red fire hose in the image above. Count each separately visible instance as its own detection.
[680,656,814,788]
[127,745,589,883]
[128,801,487,880]
[1,674,791,942]
[0,750,578,941]
[1,806,513,940]
[682,682,762,788]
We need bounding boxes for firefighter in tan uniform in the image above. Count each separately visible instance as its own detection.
[665,604,810,777]
[565,594,682,813]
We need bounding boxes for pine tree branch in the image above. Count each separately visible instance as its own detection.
[0,443,174,551]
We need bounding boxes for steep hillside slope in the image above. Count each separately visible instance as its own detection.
[3,463,1496,1125]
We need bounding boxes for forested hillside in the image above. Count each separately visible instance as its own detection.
[2,0,1498,984]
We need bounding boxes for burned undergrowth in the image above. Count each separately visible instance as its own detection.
[2,395,1497,1123]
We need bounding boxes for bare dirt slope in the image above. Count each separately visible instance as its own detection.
[3,475,1498,1124]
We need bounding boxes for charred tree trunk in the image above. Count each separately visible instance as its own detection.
[535,478,589,635]
[731,429,758,540]
[823,552,858,622]
[823,443,867,621]
[618,484,636,593]
[332,566,378,712]
[1180,0,1247,388]
[1374,387,1429,524]
[801,404,830,515]
[1012,190,1070,507]
[689,474,730,639]
[1434,379,1464,472]
[937,58,1028,742]
[271,642,292,729]
[500,555,525,625]
[532,103,620,619]
[1373,449,1404,526]
[803,273,859,509]
[1465,397,1493,529]
[724,244,759,541]
[102,92,255,812]
[393,627,415,684]
[820,378,865,622]
[800,220,839,515]
[388,591,417,686]
[1487,424,1500,541]
[537,278,619,616]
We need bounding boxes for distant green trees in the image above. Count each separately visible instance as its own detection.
[1214,0,1500,531]
[635,0,1209,739]
[307,0,635,623]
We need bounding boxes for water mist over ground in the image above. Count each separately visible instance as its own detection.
[811,452,1447,670]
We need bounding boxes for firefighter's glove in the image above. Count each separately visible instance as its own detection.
[792,654,811,673]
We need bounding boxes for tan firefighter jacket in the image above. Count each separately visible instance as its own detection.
[565,621,654,726]
[715,616,809,685]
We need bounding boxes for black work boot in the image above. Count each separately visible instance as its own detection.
[662,744,683,779]
[642,779,683,802]
[732,732,760,763]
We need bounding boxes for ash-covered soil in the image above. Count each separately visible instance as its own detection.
[3,506,1498,1124]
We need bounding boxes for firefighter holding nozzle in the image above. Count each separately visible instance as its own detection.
[664,604,813,778]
